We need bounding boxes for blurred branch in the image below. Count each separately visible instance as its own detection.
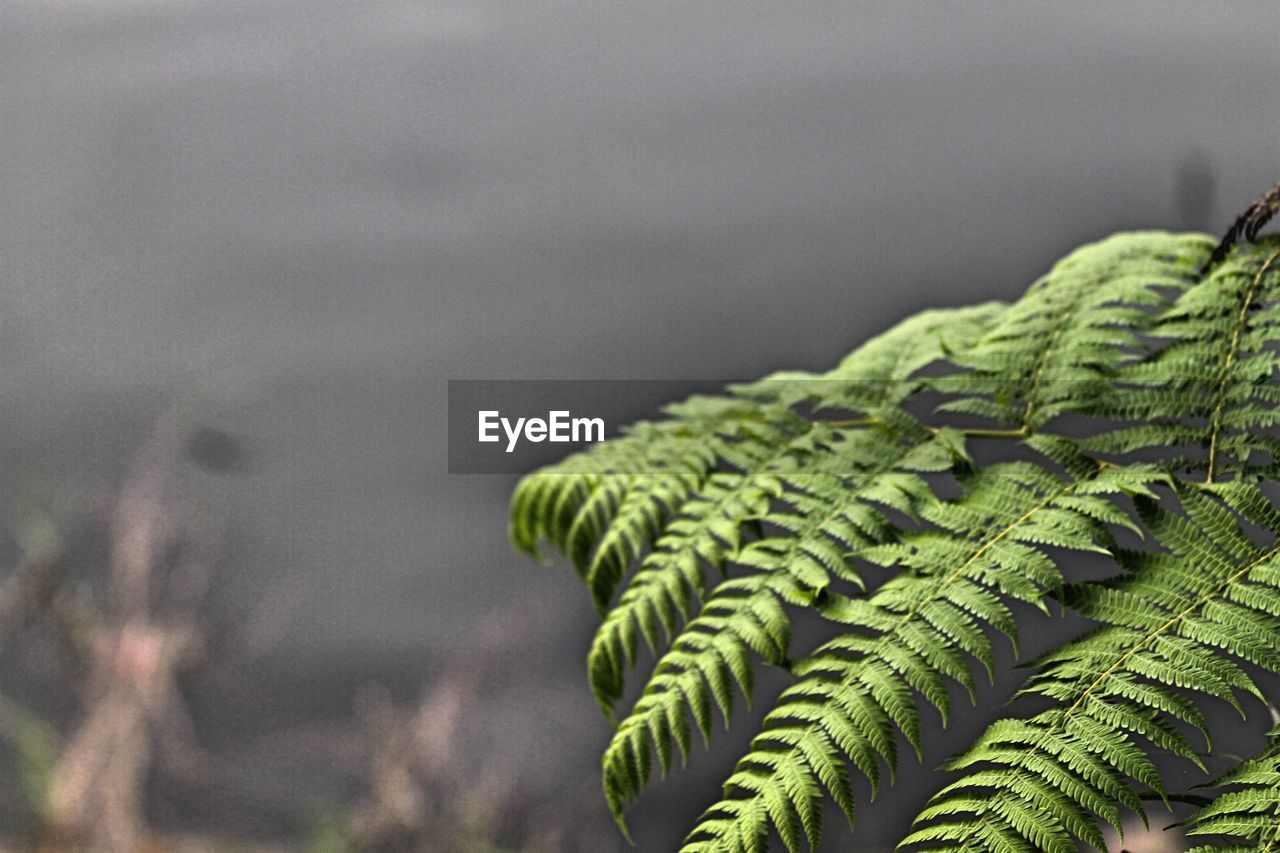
[32,409,222,852]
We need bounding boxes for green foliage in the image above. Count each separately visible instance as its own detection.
[908,481,1280,851]
[1090,241,1280,479]
[1186,727,1280,851]
[509,225,1280,851]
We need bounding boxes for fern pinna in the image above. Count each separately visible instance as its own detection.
[509,184,1280,851]
[1186,725,1280,851]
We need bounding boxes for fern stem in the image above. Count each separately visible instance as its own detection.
[817,418,1028,440]
[819,417,882,429]
[1021,307,1072,429]
[1205,248,1280,484]
[1062,543,1280,721]
[948,425,1029,439]
[1016,249,1135,430]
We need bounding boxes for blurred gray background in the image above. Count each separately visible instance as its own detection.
[0,1,1278,850]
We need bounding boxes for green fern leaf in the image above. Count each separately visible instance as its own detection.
[603,423,964,831]
[584,304,999,718]
[1186,728,1280,851]
[681,447,1162,852]
[934,232,1210,431]
[907,482,1280,851]
[505,218,1280,853]
[1090,237,1280,480]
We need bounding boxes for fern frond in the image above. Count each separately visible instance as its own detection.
[584,420,824,718]
[602,423,965,830]
[510,396,789,606]
[738,302,1004,415]
[935,232,1211,431]
[906,482,1280,852]
[1090,237,1280,480]
[1186,727,1280,851]
[681,441,1164,852]
[509,403,720,560]
[672,232,1209,849]
[582,303,1003,719]
[507,216,1280,852]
